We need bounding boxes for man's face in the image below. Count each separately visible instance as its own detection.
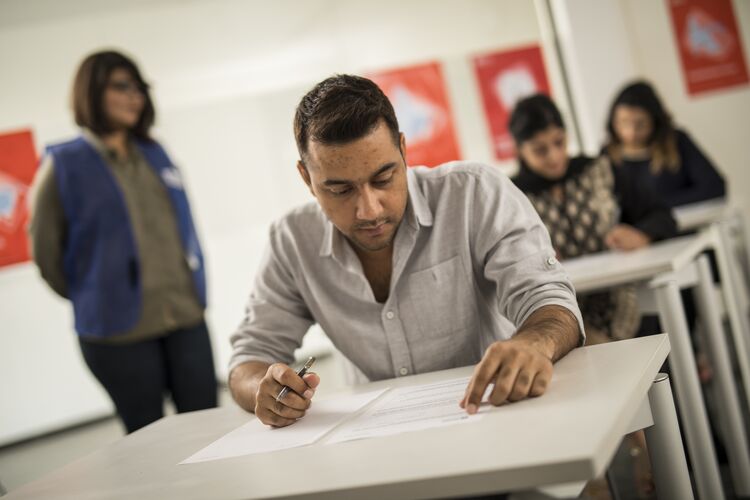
[298,120,408,254]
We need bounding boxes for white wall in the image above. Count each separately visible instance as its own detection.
[0,0,549,444]
[548,0,639,155]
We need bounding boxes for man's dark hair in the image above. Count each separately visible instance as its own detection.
[508,93,565,145]
[72,50,155,140]
[294,74,400,161]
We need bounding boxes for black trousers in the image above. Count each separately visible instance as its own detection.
[79,320,218,433]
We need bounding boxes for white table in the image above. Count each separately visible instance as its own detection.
[564,234,750,499]
[6,336,688,500]
[674,199,750,405]
[674,198,730,233]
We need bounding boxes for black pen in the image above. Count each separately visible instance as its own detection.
[276,356,316,403]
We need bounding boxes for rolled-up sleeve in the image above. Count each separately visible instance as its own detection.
[473,172,586,345]
[228,223,315,373]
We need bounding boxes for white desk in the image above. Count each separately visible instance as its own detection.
[674,198,730,232]
[564,234,750,499]
[674,199,750,406]
[563,234,709,294]
[7,336,688,500]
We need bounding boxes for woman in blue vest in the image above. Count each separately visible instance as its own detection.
[29,50,217,433]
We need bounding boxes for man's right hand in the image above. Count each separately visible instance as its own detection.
[253,363,320,427]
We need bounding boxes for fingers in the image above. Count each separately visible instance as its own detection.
[302,372,320,390]
[462,341,554,413]
[272,364,314,398]
[529,369,552,397]
[507,368,536,402]
[462,345,502,414]
[488,362,522,405]
[255,392,307,427]
[254,363,318,427]
[607,225,650,251]
[605,229,620,249]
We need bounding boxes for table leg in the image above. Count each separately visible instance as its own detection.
[693,255,750,495]
[645,373,694,500]
[711,223,750,404]
[653,279,724,500]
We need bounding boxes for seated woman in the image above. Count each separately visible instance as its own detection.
[603,80,725,208]
[510,93,678,500]
[509,94,677,344]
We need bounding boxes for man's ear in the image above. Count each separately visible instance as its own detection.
[297,160,315,196]
[399,132,407,164]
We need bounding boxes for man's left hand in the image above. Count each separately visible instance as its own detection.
[460,337,553,414]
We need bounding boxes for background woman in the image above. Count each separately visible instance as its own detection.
[509,93,677,499]
[603,80,725,208]
[29,50,217,433]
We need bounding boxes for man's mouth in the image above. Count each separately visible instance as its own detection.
[357,221,389,236]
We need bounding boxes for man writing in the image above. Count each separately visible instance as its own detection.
[229,75,584,427]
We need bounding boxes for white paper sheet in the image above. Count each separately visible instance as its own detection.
[326,377,483,444]
[181,388,386,464]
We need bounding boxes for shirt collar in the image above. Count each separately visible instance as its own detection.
[406,167,434,229]
[320,218,334,257]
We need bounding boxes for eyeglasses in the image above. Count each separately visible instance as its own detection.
[107,80,148,95]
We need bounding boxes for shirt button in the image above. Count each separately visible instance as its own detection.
[385,311,395,320]
[547,256,557,266]
[399,367,409,376]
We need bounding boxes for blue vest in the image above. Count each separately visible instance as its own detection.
[47,137,206,337]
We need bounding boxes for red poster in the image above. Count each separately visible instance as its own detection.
[0,129,37,268]
[667,0,749,96]
[473,45,551,161]
[368,62,461,168]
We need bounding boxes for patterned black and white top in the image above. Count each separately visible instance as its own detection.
[513,155,678,341]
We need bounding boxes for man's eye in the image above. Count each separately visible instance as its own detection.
[372,176,393,187]
[330,187,352,196]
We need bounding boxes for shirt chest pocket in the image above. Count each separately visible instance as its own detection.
[402,255,478,339]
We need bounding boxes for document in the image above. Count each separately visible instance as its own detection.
[326,377,483,444]
[181,388,386,464]
[182,376,487,464]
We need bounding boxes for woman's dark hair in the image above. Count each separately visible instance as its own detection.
[508,93,565,146]
[71,50,155,140]
[294,74,400,162]
[605,80,678,172]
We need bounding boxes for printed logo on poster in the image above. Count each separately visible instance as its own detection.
[473,45,551,161]
[667,0,749,96]
[0,129,38,268]
[368,62,461,168]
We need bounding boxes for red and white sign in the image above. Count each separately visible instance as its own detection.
[667,0,749,96]
[368,62,461,168]
[473,45,551,161]
[0,129,37,268]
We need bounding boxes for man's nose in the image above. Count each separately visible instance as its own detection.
[356,185,383,222]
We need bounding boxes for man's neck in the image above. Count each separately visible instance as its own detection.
[354,244,394,303]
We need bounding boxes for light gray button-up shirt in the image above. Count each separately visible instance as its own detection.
[229,161,584,381]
